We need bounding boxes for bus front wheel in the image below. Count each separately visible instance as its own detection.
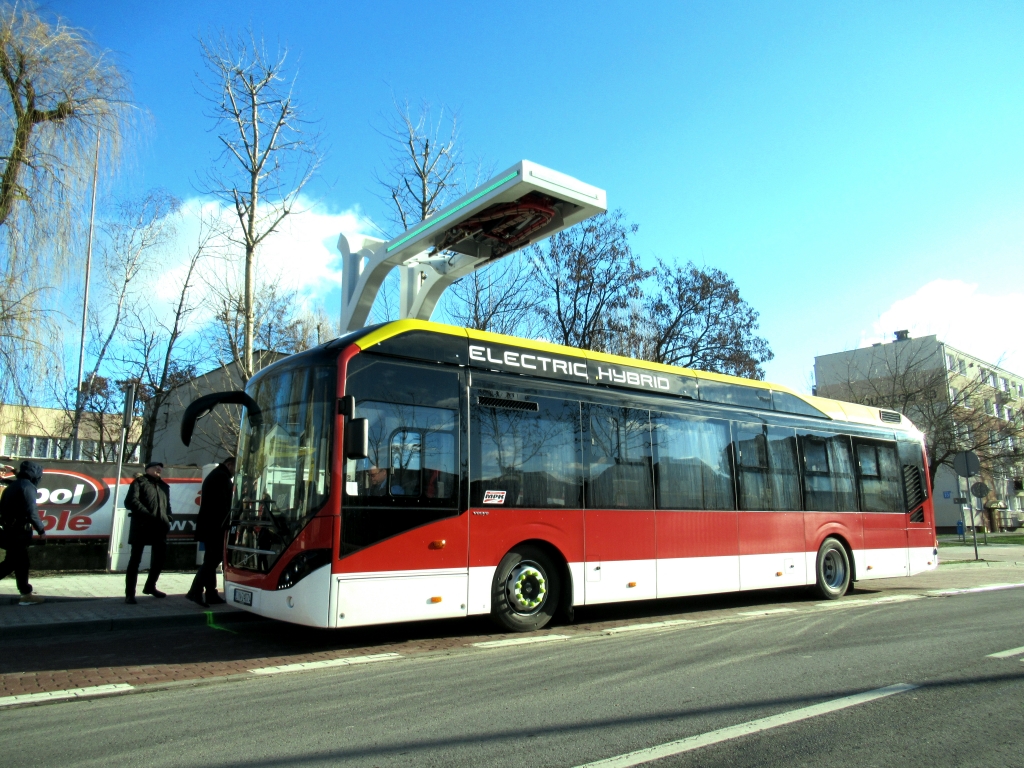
[814,538,851,600]
[491,546,560,632]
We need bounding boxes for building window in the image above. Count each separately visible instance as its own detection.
[984,399,992,416]
[959,359,967,375]
[2,435,59,459]
[962,393,972,409]
[946,354,956,371]
[1000,377,1009,393]
[949,386,959,404]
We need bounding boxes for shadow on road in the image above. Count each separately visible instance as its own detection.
[1,585,884,676]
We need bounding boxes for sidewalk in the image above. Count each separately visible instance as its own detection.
[0,572,256,640]
[938,542,1024,565]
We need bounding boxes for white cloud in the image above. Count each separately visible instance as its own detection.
[863,279,1024,373]
[146,197,379,326]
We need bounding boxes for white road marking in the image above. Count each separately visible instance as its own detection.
[868,594,921,607]
[574,683,917,768]
[473,634,571,648]
[738,608,797,616]
[0,683,133,708]
[987,645,1024,659]
[929,582,1024,596]
[250,652,401,675]
[604,619,694,635]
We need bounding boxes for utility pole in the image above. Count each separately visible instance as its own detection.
[71,134,101,460]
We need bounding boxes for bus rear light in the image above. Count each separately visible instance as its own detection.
[776,571,783,576]
[430,596,443,603]
[627,582,637,588]
[429,540,446,550]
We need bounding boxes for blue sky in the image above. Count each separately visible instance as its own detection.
[50,1,1024,390]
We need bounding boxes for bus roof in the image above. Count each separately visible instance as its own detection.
[353,319,921,436]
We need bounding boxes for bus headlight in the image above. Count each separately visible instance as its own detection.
[277,549,332,590]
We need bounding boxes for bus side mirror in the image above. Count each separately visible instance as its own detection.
[345,418,369,460]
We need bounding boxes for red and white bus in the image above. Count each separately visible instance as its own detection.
[189,319,937,632]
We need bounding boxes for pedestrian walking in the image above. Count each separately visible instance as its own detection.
[187,457,235,607]
[124,461,173,604]
[0,460,47,605]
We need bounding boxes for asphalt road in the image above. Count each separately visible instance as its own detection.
[3,585,1023,767]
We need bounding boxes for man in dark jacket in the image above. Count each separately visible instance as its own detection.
[124,461,173,604]
[187,457,235,607]
[0,460,47,605]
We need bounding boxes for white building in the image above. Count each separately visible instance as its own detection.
[815,332,1023,533]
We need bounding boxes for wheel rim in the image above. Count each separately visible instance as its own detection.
[506,561,548,614]
[821,549,846,590]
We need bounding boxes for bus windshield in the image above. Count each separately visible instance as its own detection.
[228,363,336,572]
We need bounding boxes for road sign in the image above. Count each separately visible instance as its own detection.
[942,491,951,499]
[953,497,967,504]
[970,482,989,498]
[953,451,981,478]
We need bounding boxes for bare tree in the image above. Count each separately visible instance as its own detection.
[198,30,321,380]
[373,99,464,233]
[122,208,222,463]
[371,100,462,324]
[207,277,310,367]
[816,339,1024,490]
[70,191,180,453]
[442,253,538,335]
[0,4,130,401]
[528,210,650,351]
[292,305,338,350]
[620,260,773,379]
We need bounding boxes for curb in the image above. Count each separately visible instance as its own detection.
[937,560,1024,569]
[0,609,267,641]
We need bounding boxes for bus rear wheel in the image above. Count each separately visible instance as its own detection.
[491,546,560,632]
[814,538,851,600]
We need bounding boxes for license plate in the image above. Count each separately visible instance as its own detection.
[233,588,253,606]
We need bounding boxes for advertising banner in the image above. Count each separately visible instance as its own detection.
[7,461,203,540]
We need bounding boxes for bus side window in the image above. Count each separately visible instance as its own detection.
[734,423,801,511]
[856,441,903,512]
[828,435,859,511]
[651,413,734,511]
[471,392,583,509]
[586,404,654,510]
[734,423,771,510]
[801,435,834,511]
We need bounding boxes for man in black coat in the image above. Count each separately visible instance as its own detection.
[0,460,47,605]
[124,461,173,604]
[187,457,235,607]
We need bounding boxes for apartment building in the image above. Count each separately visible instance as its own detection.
[815,332,1024,533]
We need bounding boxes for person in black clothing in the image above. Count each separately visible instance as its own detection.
[124,461,173,604]
[0,460,47,605]
[187,457,235,607]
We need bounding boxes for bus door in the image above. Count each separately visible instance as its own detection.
[854,438,909,578]
[734,423,807,590]
[583,404,657,604]
[339,357,468,625]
